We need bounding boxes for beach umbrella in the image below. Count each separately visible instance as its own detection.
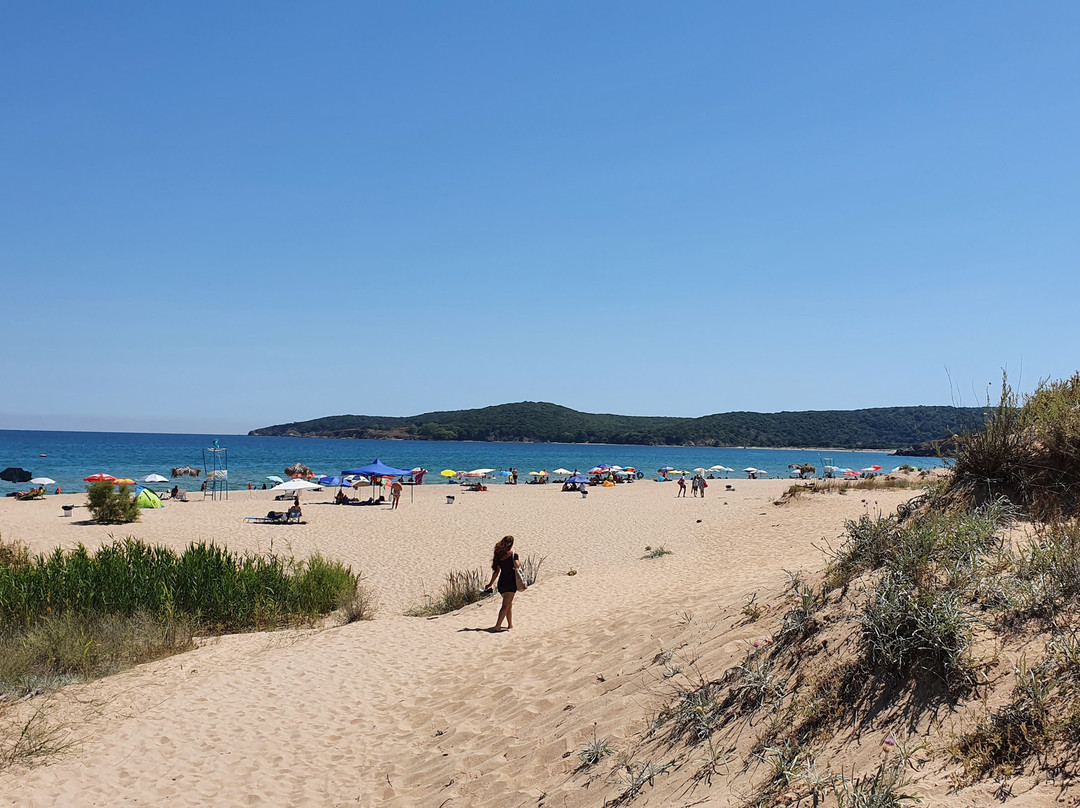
[708,465,725,471]
[1,467,33,484]
[496,470,512,477]
[462,468,494,477]
[171,466,201,478]
[658,466,676,473]
[440,470,457,477]
[266,475,284,484]
[30,477,56,486]
[84,473,116,483]
[743,468,758,473]
[285,462,313,478]
[528,471,547,476]
[693,467,706,473]
[113,478,136,486]
[566,474,590,484]
[140,474,169,484]
[271,479,321,491]
[552,468,573,476]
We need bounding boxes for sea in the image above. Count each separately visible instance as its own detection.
[0,430,947,495]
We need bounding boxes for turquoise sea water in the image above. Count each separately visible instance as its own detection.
[0,430,946,495]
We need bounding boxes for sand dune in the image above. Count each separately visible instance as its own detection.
[1,476,1041,806]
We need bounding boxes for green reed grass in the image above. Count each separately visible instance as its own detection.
[0,538,357,631]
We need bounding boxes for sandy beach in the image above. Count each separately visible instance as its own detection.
[0,476,1035,806]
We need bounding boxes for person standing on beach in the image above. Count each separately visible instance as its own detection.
[390,479,403,509]
[483,535,520,632]
[677,475,687,497]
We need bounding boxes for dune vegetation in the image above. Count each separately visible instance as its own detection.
[576,374,1080,805]
[0,537,367,699]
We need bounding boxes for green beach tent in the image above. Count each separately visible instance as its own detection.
[135,487,163,509]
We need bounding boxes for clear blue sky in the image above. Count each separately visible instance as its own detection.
[3,2,1078,433]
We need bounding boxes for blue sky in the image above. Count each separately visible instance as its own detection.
[3,2,1078,433]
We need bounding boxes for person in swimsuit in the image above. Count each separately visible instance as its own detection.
[483,535,520,632]
[390,479,403,509]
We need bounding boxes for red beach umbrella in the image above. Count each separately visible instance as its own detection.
[84,473,117,482]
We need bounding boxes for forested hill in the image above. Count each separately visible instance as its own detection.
[248,402,981,450]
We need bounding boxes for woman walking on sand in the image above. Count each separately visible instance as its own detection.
[484,535,520,632]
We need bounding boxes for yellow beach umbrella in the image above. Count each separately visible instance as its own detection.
[113,478,135,485]
[440,469,457,477]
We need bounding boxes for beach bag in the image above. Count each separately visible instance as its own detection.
[515,568,527,592]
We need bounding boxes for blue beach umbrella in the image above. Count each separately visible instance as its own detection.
[566,474,590,484]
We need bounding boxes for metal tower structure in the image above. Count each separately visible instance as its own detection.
[202,440,228,500]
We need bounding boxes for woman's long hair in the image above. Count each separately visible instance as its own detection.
[491,535,515,570]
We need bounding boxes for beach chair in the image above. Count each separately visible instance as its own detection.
[174,488,188,502]
[286,508,303,524]
[246,511,289,524]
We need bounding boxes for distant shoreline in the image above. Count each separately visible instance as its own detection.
[249,434,911,454]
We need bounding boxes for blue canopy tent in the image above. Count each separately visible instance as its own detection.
[342,459,413,502]
[319,475,351,487]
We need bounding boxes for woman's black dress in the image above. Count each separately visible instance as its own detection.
[497,553,518,594]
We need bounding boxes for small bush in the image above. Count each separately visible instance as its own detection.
[836,760,920,807]
[406,568,487,616]
[577,726,615,769]
[953,630,1080,780]
[340,578,378,623]
[85,482,141,524]
[947,372,1080,519]
[861,570,973,685]
[642,546,673,559]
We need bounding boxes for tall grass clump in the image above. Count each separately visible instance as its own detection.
[85,482,141,524]
[406,568,487,616]
[861,570,973,684]
[0,535,30,569]
[952,630,1080,780]
[948,372,1080,520]
[0,702,74,771]
[822,501,1007,689]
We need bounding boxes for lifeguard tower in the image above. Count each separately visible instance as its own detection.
[203,440,229,500]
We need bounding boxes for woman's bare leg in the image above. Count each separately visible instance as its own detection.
[493,592,515,630]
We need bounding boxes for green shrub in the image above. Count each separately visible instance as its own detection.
[948,372,1080,519]
[861,570,973,685]
[85,482,140,524]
